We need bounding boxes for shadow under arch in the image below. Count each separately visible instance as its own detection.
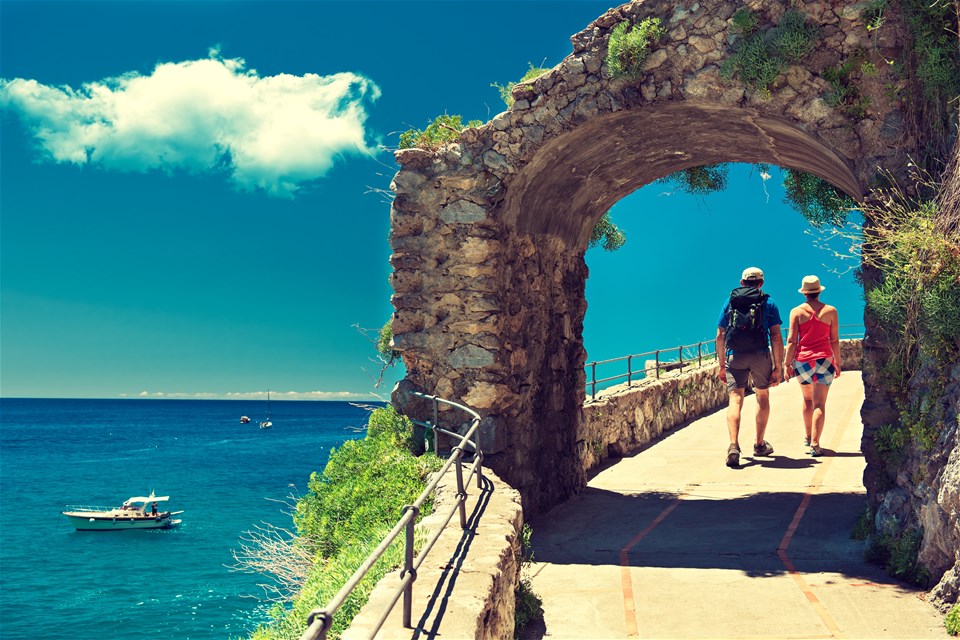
[504,101,865,251]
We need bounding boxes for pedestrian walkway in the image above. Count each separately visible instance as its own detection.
[527,374,949,639]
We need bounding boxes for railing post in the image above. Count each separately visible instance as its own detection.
[698,342,702,367]
[627,355,633,387]
[678,345,683,368]
[591,362,597,400]
[655,350,660,379]
[402,504,419,628]
[454,449,467,529]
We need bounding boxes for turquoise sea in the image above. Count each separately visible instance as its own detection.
[0,398,374,639]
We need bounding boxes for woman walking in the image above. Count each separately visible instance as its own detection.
[782,275,841,456]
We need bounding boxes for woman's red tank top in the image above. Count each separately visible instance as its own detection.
[796,314,833,361]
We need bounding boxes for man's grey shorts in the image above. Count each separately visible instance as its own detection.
[725,350,773,391]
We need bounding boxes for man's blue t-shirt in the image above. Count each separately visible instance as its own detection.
[717,295,782,353]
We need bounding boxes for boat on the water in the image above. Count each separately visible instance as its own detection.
[240,415,251,424]
[259,389,272,429]
[62,494,183,531]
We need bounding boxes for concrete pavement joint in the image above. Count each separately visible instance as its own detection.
[774,384,861,639]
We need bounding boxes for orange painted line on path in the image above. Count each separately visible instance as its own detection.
[619,492,687,637]
[775,393,861,639]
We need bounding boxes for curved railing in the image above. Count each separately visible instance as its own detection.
[585,324,866,400]
[299,392,483,640]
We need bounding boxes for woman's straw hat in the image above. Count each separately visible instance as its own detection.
[799,275,825,294]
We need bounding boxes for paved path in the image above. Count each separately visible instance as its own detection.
[527,374,948,639]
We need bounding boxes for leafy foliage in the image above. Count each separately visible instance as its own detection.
[514,524,543,639]
[251,406,443,639]
[862,0,887,32]
[659,164,730,196]
[903,0,960,102]
[589,213,626,251]
[783,169,854,227]
[865,528,930,587]
[946,604,960,636]
[850,503,873,540]
[377,319,400,365]
[493,63,550,108]
[720,9,818,94]
[398,114,483,150]
[823,51,873,119]
[606,18,666,78]
[730,7,758,34]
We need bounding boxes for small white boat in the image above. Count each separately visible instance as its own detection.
[62,494,183,531]
[259,389,273,429]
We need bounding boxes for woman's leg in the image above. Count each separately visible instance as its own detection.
[800,382,815,443]
[811,382,831,448]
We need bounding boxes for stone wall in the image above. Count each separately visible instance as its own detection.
[390,0,917,517]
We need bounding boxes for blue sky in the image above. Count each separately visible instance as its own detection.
[0,1,864,400]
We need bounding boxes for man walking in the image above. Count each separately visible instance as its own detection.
[716,267,784,467]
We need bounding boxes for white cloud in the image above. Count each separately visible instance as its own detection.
[0,52,381,197]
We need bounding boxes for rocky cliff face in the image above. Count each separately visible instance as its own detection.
[861,143,960,610]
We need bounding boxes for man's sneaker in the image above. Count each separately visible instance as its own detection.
[754,440,774,457]
[726,443,740,467]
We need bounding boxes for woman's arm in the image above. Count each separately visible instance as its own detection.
[829,305,841,376]
[782,308,800,380]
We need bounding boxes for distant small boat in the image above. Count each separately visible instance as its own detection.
[259,390,272,429]
[62,493,183,531]
[240,415,251,424]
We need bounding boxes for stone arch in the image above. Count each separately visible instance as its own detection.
[389,0,915,515]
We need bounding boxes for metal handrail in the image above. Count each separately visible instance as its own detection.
[585,324,866,400]
[299,392,483,640]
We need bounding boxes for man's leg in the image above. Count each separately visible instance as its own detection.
[754,387,770,445]
[726,389,745,467]
[727,389,745,444]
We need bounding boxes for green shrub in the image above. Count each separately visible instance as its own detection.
[946,604,960,635]
[851,504,873,540]
[721,10,818,94]
[295,407,442,557]
[514,524,543,638]
[492,63,550,108]
[589,213,627,251]
[398,114,483,150]
[904,0,960,102]
[865,528,930,587]
[773,10,819,62]
[823,51,873,119]
[874,423,909,469]
[606,18,666,78]
[783,169,854,227]
[251,405,443,639]
[730,7,758,34]
[665,164,730,196]
[863,0,887,32]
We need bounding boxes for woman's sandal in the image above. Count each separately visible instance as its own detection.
[803,436,811,447]
[810,445,823,457]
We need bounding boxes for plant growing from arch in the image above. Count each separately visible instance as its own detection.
[398,114,483,150]
[492,63,550,109]
[606,18,666,78]
[720,9,819,95]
